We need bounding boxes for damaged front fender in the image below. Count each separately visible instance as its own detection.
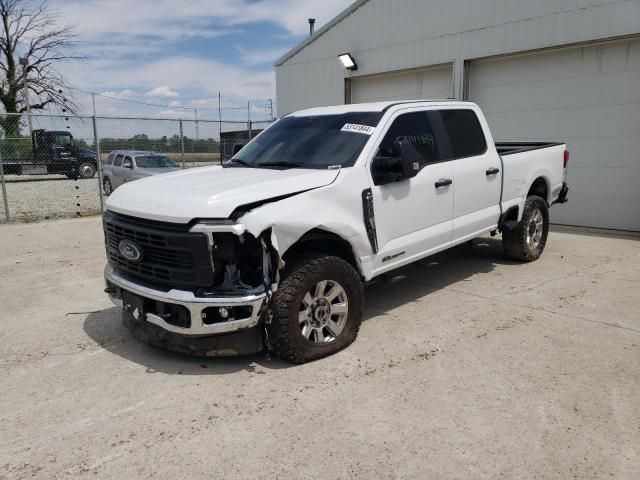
[237,181,374,279]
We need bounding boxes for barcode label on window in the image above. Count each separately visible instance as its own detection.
[341,123,375,135]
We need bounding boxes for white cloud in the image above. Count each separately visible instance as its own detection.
[100,89,136,99]
[46,0,353,119]
[145,86,179,98]
[53,0,353,40]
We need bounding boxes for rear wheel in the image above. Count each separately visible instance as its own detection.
[268,254,363,364]
[78,162,96,179]
[503,195,549,261]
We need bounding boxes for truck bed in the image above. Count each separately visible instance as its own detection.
[497,141,567,216]
[496,142,564,156]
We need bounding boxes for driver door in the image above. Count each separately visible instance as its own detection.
[369,109,454,274]
[120,156,134,185]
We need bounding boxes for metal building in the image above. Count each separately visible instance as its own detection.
[275,0,640,231]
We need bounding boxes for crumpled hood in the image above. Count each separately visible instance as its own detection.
[105,165,339,223]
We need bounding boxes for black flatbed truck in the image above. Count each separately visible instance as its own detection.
[2,129,98,179]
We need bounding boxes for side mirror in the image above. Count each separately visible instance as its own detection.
[371,138,420,186]
[232,143,244,156]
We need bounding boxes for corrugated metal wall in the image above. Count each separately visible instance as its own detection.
[276,0,640,115]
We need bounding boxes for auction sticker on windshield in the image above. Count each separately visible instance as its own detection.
[341,123,376,135]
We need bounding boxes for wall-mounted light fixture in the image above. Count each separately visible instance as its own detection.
[338,53,357,70]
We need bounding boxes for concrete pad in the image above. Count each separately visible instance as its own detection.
[0,218,638,479]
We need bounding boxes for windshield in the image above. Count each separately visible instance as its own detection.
[135,155,176,168]
[55,134,72,146]
[230,112,383,169]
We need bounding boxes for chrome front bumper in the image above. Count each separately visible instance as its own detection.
[105,264,266,336]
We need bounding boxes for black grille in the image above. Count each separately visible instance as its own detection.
[104,211,213,288]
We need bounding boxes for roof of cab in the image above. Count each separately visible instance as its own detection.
[108,150,159,156]
[288,100,476,117]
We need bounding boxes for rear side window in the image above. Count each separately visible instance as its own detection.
[113,154,124,167]
[437,110,487,159]
[377,112,443,167]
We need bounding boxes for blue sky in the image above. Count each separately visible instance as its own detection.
[48,0,354,120]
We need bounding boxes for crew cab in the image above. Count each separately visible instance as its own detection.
[103,101,569,364]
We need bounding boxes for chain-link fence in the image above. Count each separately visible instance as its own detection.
[0,112,272,222]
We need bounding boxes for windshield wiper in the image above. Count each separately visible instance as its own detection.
[224,158,254,168]
[256,161,310,169]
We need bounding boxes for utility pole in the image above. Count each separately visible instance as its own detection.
[247,101,252,139]
[268,98,273,121]
[218,92,222,165]
[92,92,97,116]
[194,108,199,142]
[19,57,33,138]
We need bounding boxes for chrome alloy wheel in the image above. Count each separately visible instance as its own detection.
[79,163,96,178]
[299,280,349,344]
[527,208,544,249]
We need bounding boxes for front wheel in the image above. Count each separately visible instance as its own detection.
[268,254,364,364]
[103,177,113,196]
[503,195,549,262]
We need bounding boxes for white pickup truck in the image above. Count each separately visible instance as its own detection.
[103,100,569,363]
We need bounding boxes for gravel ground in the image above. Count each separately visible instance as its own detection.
[0,175,102,222]
[0,163,218,222]
[0,217,638,479]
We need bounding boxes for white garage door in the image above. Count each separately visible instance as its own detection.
[351,65,453,104]
[469,39,640,231]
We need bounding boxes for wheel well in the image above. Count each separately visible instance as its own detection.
[283,229,360,274]
[528,177,548,203]
[498,205,519,231]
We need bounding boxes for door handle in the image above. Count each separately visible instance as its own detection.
[435,178,453,188]
[486,167,500,176]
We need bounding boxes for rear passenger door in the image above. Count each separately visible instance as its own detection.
[441,109,502,242]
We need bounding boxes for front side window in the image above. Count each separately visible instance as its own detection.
[376,109,487,166]
[377,112,443,167]
[123,156,133,168]
[230,112,383,169]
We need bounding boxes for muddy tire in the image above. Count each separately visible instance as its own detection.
[503,195,549,262]
[268,254,364,364]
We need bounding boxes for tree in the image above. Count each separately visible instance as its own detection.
[0,0,80,138]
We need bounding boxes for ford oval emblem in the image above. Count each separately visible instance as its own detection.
[118,239,142,262]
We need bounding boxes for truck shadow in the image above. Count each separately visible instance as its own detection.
[362,236,515,321]
[83,237,515,375]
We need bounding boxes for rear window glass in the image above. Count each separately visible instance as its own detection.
[106,153,115,165]
[438,110,487,159]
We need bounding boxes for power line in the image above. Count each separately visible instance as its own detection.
[64,85,257,111]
